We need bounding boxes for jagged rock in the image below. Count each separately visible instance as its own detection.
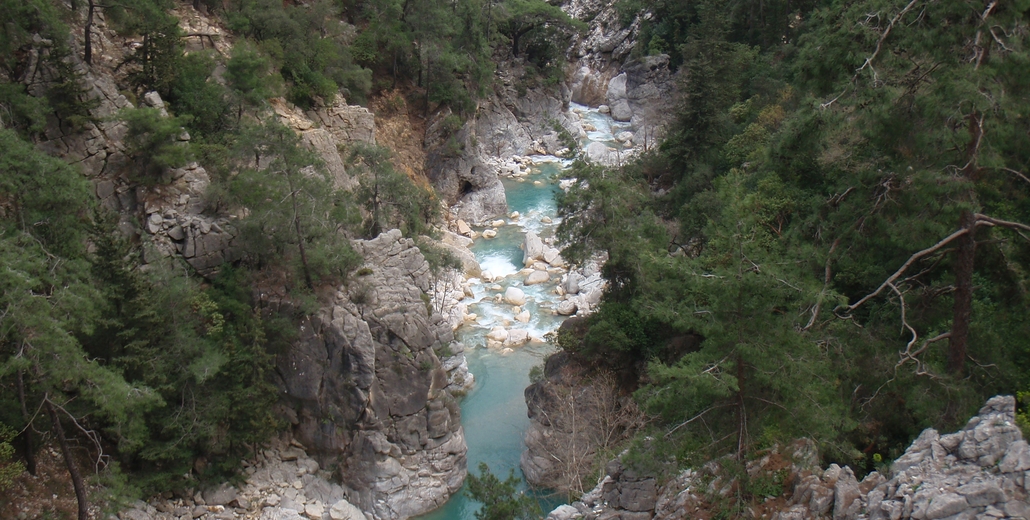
[543,247,565,267]
[832,467,860,520]
[329,499,365,520]
[524,231,545,265]
[546,396,1029,520]
[304,97,376,145]
[272,230,467,519]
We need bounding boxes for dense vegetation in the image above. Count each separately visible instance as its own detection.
[0,0,561,513]
[556,0,1030,499]
[3,0,1029,517]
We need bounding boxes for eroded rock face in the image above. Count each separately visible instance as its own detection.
[273,230,468,520]
[120,437,376,520]
[425,63,578,224]
[546,396,1030,520]
[564,0,680,139]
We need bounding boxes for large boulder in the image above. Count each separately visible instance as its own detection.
[525,271,550,286]
[606,73,633,122]
[523,231,545,265]
[505,287,527,306]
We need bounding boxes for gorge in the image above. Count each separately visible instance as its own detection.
[3,1,1030,520]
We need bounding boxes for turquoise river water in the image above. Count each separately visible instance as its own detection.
[418,104,629,519]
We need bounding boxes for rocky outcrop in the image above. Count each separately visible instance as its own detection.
[564,0,680,137]
[271,230,468,519]
[118,437,371,520]
[545,396,1030,520]
[426,62,579,224]
[273,97,376,191]
[522,346,644,493]
[22,10,237,278]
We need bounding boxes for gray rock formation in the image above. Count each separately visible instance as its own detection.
[275,96,376,191]
[564,0,680,144]
[426,63,577,224]
[545,396,1030,520]
[272,230,468,519]
[119,437,372,520]
[605,73,632,122]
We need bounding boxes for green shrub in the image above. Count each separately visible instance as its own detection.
[119,107,192,184]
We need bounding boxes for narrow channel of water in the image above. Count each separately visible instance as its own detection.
[418,104,624,520]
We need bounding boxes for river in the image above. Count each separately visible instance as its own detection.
[418,103,630,520]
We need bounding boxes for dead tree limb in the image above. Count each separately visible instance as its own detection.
[845,227,970,312]
[853,0,923,84]
[46,397,88,520]
[805,238,840,330]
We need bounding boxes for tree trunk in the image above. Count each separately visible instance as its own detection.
[84,0,94,66]
[948,210,976,375]
[288,185,313,290]
[424,54,431,119]
[16,370,36,475]
[735,353,746,460]
[47,400,88,520]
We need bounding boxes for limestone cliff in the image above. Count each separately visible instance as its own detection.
[19,6,466,519]
[272,230,468,520]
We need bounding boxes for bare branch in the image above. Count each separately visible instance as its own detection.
[896,332,951,370]
[853,0,923,84]
[665,404,730,438]
[1002,167,1030,187]
[805,238,840,331]
[845,227,970,312]
[975,213,1030,234]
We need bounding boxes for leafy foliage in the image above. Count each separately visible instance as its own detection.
[230,120,362,288]
[349,143,440,239]
[561,0,1030,475]
[120,107,193,184]
[465,462,541,520]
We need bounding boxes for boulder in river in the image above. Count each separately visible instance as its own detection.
[523,231,545,265]
[504,329,530,347]
[487,327,508,343]
[482,229,498,239]
[525,271,549,285]
[585,142,615,165]
[504,287,527,305]
[556,300,578,316]
[607,73,633,122]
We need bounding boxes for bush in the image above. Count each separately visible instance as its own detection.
[119,107,192,184]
